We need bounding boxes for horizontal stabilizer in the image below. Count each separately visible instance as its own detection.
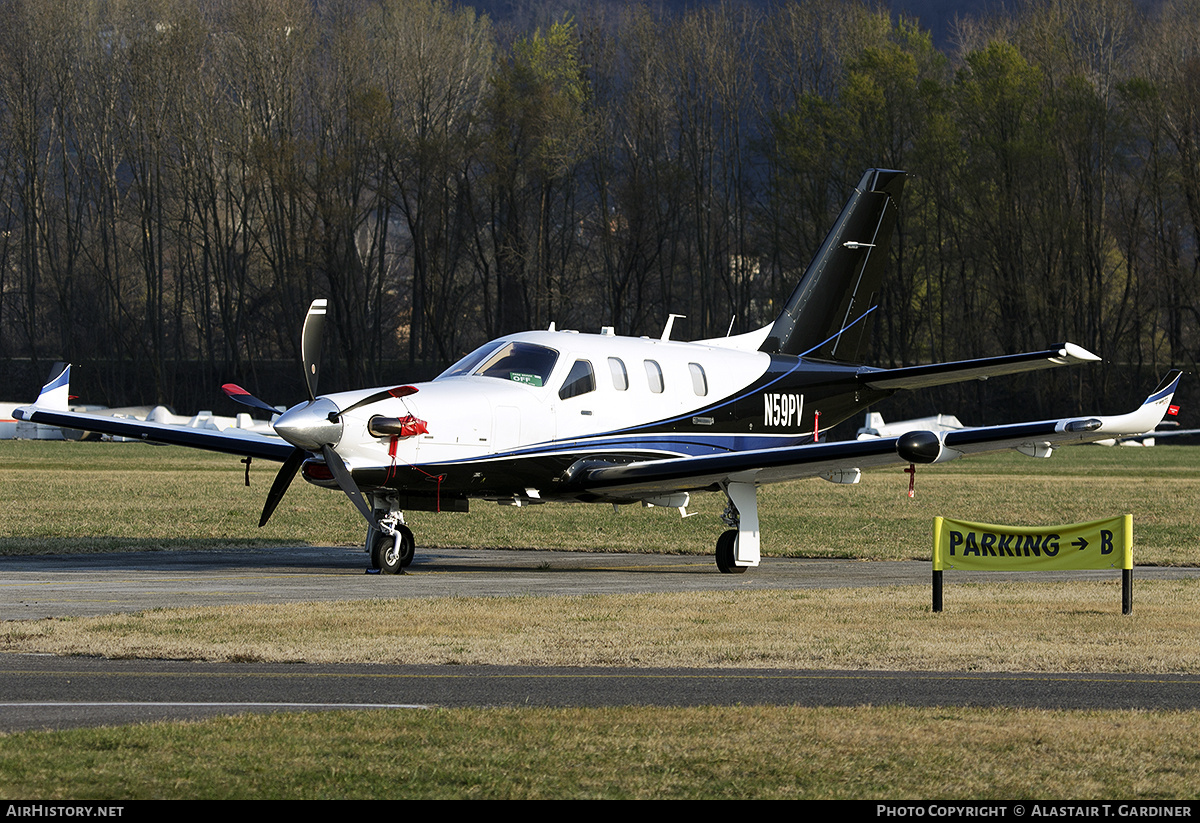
[858,343,1100,391]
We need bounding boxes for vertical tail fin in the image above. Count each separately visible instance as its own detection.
[760,169,905,360]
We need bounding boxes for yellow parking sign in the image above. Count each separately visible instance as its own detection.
[931,515,1135,613]
[933,515,1132,571]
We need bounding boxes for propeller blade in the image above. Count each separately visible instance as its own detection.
[301,299,327,401]
[335,385,419,418]
[222,383,279,414]
[259,447,306,528]
[321,444,377,529]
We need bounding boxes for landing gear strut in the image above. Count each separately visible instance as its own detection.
[715,481,760,574]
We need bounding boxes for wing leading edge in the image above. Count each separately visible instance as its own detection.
[566,371,1184,500]
[14,365,293,462]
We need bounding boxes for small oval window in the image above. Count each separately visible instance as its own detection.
[608,357,628,391]
[688,362,708,396]
[644,360,664,394]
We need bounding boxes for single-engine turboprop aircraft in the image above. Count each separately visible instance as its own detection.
[18,169,1183,574]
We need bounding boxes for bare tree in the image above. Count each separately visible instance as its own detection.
[372,0,494,364]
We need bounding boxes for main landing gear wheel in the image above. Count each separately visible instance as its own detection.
[374,525,415,574]
[715,529,746,574]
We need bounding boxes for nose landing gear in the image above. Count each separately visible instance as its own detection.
[367,506,415,574]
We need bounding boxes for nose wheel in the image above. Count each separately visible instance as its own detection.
[370,524,415,574]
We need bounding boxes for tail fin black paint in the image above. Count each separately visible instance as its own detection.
[760,168,905,360]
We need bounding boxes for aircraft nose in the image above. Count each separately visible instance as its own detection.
[273,398,344,451]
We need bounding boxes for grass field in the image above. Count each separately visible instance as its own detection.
[5,707,1200,800]
[2,439,1199,799]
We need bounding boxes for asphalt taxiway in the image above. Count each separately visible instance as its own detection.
[4,546,1200,731]
[5,655,1200,732]
[8,544,1200,620]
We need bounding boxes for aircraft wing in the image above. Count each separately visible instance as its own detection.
[13,405,293,462]
[857,343,1100,391]
[567,370,1183,499]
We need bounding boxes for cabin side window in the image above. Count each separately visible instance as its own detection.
[644,360,664,394]
[688,362,708,396]
[608,357,628,391]
[559,359,596,400]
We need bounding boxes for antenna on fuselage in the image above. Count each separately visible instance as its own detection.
[725,315,736,337]
[660,314,685,341]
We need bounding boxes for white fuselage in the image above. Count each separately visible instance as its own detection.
[319,329,776,475]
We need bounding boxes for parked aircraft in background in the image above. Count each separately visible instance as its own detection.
[1,368,280,442]
[1094,419,1197,446]
[856,412,967,440]
[4,388,280,442]
[17,169,1182,574]
[65,398,279,442]
[1,401,33,440]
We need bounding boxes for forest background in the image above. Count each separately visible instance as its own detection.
[1,0,1196,432]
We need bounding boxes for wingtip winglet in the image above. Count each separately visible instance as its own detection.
[1109,369,1184,435]
[31,363,72,411]
[1142,369,1183,430]
[1148,369,1183,405]
[1058,369,1182,440]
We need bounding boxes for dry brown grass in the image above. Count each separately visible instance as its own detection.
[7,579,1199,671]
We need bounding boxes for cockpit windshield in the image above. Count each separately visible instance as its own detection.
[437,341,560,388]
[476,342,559,386]
[438,341,504,379]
